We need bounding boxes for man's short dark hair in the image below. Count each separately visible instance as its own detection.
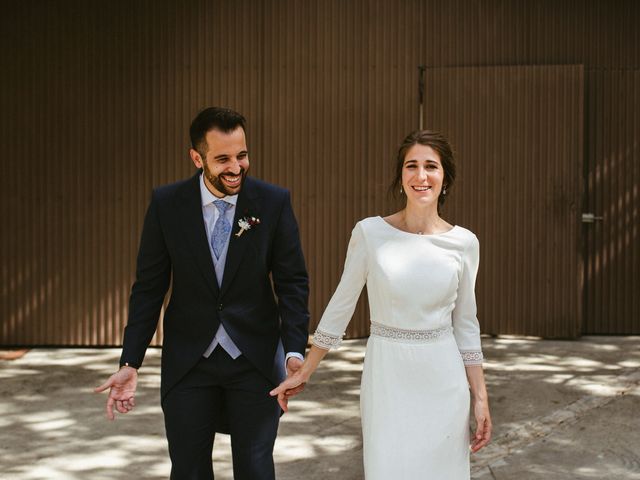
[189,107,247,156]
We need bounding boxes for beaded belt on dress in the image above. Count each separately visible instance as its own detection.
[369,321,452,343]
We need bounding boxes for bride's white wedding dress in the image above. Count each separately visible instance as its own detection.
[312,216,483,479]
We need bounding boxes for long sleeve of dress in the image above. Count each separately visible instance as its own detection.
[452,234,484,366]
[312,222,368,350]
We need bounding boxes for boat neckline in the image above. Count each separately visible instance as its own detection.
[376,216,458,237]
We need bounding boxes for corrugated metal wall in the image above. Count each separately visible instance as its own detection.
[0,1,269,345]
[584,69,640,334]
[259,0,422,339]
[423,65,584,338]
[1,0,639,345]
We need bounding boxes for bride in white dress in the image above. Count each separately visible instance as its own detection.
[271,130,492,479]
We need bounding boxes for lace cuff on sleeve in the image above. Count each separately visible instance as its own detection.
[312,329,343,350]
[460,349,483,366]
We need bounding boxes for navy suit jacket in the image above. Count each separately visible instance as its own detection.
[119,172,310,404]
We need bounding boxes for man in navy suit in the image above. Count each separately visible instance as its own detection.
[95,107,310,479]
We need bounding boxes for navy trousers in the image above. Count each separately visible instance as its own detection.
[162,348,280,479]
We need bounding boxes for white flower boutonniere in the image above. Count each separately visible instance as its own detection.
[236,216,261,237]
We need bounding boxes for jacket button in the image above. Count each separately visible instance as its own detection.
[218,303,223,311]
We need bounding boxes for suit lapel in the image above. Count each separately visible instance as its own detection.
[179,172,220,298]
[221,177,262,296]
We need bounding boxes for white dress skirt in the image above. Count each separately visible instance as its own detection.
[312,217,484,480]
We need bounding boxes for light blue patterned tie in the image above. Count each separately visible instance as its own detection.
[211,200,232,259]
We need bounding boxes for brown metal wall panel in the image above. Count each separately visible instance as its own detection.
[420,0,640,69]
[259,0,422,338]
[0,1,266,346]
[584,69,640,334]
[423,65,584,338]
[1,0,639,345]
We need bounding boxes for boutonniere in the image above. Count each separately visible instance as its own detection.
[236,216,261,237]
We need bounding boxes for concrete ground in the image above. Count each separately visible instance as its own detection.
[0,335,639,479]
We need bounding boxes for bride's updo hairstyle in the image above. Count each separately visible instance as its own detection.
[390,130,456,211]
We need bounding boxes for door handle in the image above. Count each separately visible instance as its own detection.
[581,213,603,223]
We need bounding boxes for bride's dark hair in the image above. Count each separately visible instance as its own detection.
[389,130,456,211]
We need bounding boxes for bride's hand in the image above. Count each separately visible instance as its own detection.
[470,398,492,453]
[269,372,308,412]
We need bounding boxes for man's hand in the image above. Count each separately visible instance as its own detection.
[285,356,306,397]
[270,371,308,412]
[271,357,308,412]
[94,366,138,420]
[286,356,303,377]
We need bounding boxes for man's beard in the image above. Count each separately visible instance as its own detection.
[203,164,248,196]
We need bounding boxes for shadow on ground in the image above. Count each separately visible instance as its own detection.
[0,336,638,479]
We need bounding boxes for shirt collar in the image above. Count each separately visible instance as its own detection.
[199,173,238,207]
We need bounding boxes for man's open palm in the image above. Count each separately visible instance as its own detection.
[94,367,138,420]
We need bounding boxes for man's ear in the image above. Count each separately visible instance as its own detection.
[189,148,203,169]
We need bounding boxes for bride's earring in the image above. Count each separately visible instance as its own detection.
[442,185,447,196]
[400,185,404,195]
